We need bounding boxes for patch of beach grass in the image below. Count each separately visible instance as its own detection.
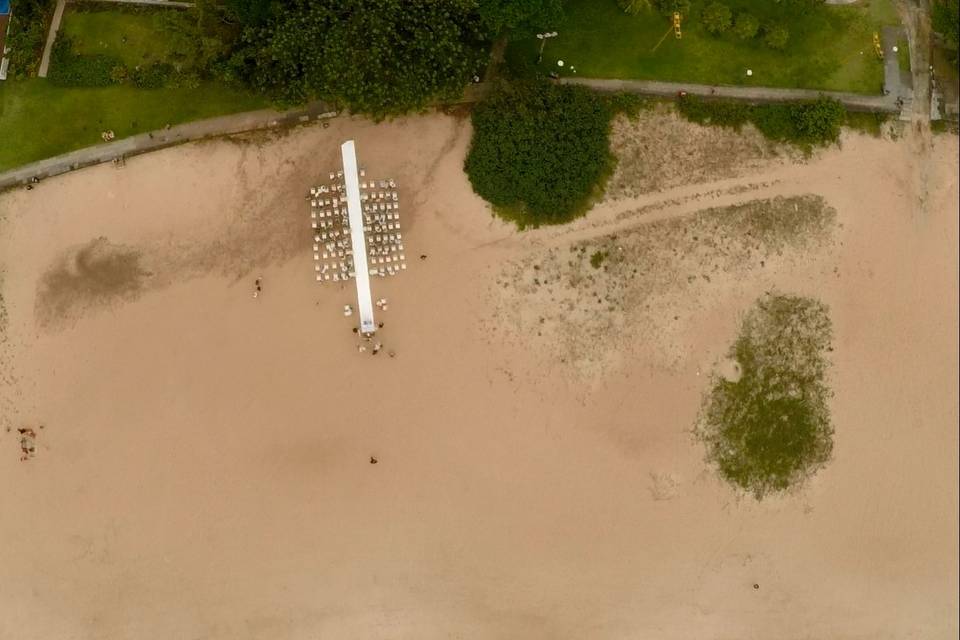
[696,293,834,498]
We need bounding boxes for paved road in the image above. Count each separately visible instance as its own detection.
[0,101,337,191]
[37,0,66,78]
[560,77,900,112]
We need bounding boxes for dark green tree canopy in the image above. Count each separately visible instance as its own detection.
[732,13,760,40]
[702,2,733,34]
[230,0,486,115]
[464,81,614,227]
[476,0,563,36]
[932,0,959,50]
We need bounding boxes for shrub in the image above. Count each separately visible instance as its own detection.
[932,0,959,48]
[788,97,846,143]
[110,65,129,84]
[764,23,790,50]
[653,0,691,18]
[464,81,615,228]
[677,96,846,147]
[676,95,751,128]
[696,294,834,499]
[604,92,653,118]
[48,36,125,87]
[701,2,732,35]
[131,62,175,89]
[4,0,56,79]
[590,250,608,269]
[732,13,759,40]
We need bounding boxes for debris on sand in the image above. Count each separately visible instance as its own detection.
[17,427,37,461]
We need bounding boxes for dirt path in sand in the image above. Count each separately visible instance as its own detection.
[0,113,956,640]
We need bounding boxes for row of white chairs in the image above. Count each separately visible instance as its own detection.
[363,202,399,212]
[316,272,358,282]
[369,244,403,256]
[360,191,398,202]
[312,209,346,219]
[364,214,400,225]
[370,264,405,276]
[360,179,395,189]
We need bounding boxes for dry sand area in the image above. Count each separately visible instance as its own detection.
[0,111,957,639]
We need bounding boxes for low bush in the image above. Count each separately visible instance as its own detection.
[653,0,691,17]
[603,92,654,118]
[131,62,175,89]
[763,23,790,50]
[696,293,834,499]
[47,36,125,87]
[677,95,846,147]
[464,81,615,228]
[702,2,733,35]
[4,0,56,79]
[732,12,759,40]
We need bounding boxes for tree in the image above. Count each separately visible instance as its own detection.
[476,0,563,36]
[223,0,278,26]
[732,12,759,40]
[763,23,790,50]
[617,0,652,15]
[653,0,692,18]
[464,81,615,227]
[790,97,846,144]
[702,2,733,35]
[932,0,959,51]
[231,0,486,115]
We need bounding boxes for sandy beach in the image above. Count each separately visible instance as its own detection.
[0,112,956,639]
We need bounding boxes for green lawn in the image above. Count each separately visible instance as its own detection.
[507,0,900,94]
[0,79,269,173]
[62,9,175,67]
[0,6,270,173]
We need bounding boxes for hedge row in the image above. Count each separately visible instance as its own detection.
[676,95,847,146]
[48,36,178,89]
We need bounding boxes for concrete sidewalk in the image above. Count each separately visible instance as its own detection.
[37,0,66,78]
[0,101,337,191]
[560,77,900,113]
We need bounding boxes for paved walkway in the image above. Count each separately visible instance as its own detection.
[0,101,337,191]
[37,0,66,78]
[560,77,901,112]
[898,0,933,123]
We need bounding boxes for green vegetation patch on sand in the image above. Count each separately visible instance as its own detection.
[697,293,835,498]
[0,79,268,172]
[506,0,898,94]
